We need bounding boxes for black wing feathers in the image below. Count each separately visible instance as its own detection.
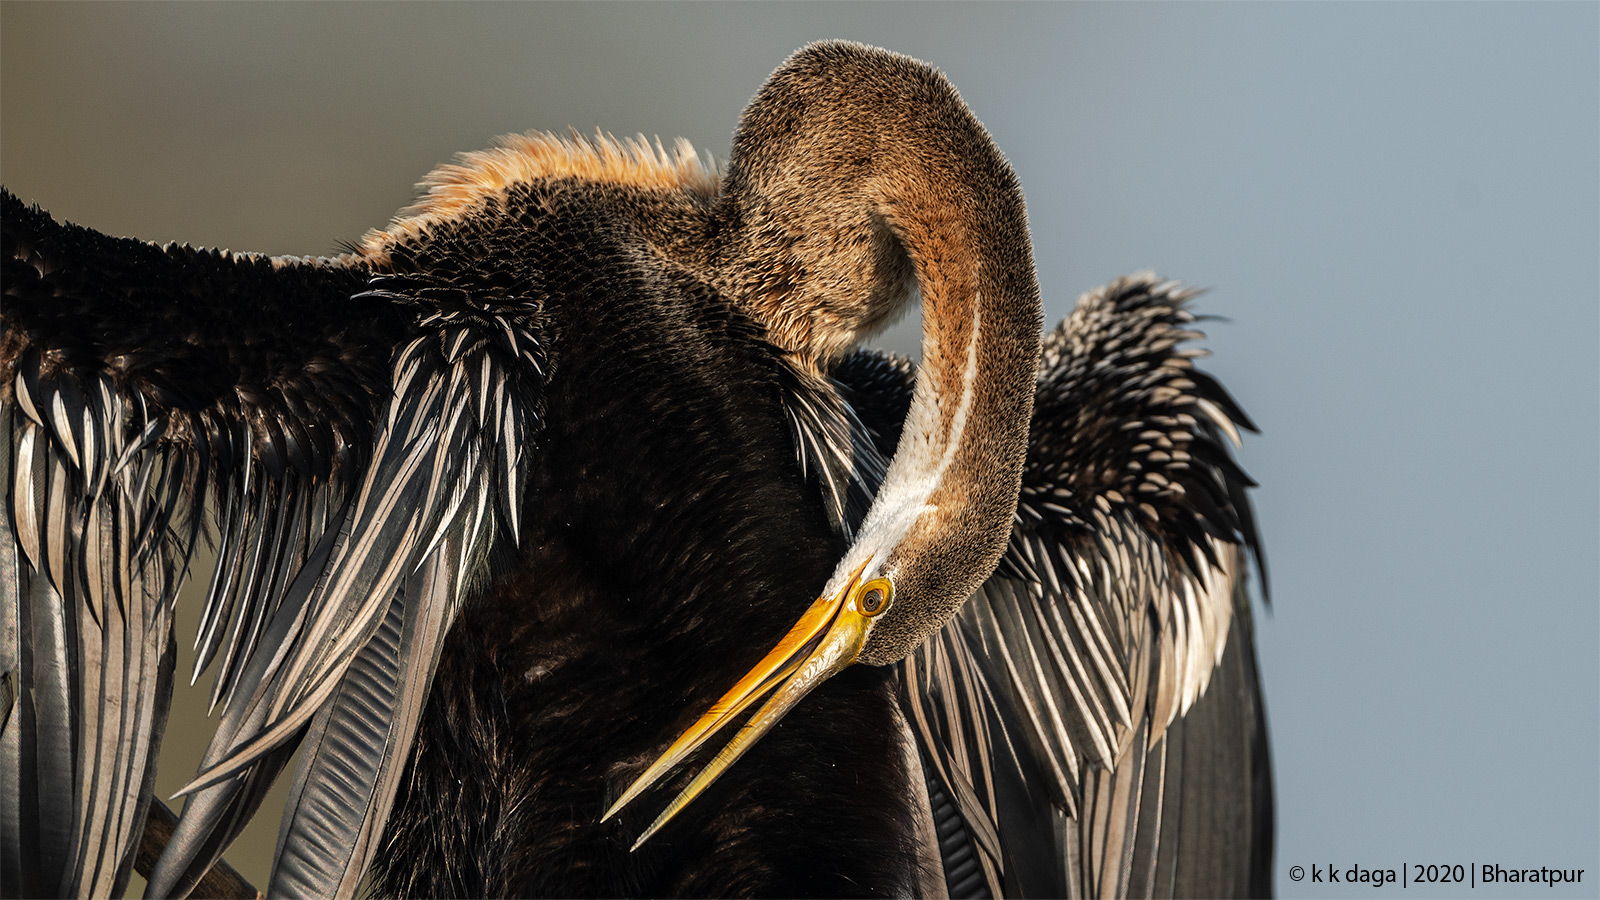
[253,269,545,898]
[828,274,1270,898]
[147,260,546,894]
[2,189,397,898]
[1,189,552,898]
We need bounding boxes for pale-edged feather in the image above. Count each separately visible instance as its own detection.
[2,360,184,898]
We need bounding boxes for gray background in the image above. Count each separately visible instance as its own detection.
[3,3,1596,897]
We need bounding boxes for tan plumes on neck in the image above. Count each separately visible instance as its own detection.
[359,132,718,264]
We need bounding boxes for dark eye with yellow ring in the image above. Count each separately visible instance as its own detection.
[857,578,892,617]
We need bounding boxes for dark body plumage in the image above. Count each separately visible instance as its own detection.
[2,42,1271,900]
[366,178,927,896]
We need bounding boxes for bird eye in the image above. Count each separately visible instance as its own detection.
[857,578,893,617]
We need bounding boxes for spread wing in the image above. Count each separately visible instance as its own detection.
[0,190,544,897]
[816,274,1272,898]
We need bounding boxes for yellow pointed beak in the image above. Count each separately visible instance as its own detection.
[603,563,889,849]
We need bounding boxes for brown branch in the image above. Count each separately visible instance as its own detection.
[136,799,261,900]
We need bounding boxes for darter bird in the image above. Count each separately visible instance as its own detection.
[1,41,1271,898]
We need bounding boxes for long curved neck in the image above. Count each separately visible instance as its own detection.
[852,159,1041,664]
[717,42,1043,663]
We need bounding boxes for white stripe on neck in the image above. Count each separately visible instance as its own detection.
[824,298,984,594]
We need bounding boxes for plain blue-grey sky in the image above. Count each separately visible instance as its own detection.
[3,4,1596,897]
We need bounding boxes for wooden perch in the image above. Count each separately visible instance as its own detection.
[136,799,261,900]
